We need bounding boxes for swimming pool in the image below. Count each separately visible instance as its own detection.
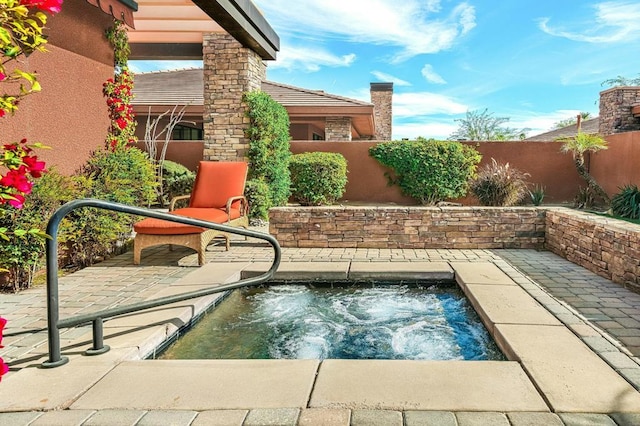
[157,282,505,361]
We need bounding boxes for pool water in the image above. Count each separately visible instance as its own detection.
[158,283,505,361]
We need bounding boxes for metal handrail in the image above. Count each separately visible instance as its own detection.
[42,198,281,368]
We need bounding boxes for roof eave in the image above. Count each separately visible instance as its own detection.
[191,0,279,60]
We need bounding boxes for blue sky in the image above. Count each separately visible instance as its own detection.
[130,0,640,140]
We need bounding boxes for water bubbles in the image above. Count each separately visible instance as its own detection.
[160,283,504,361]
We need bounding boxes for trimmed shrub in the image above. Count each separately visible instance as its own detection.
[245,178,271,221]
[64,147,157,268]
[470,158,530,206]
[290,152,348,206]
[369,138,481,205]
[611,184,640,220]
[243,90,291,217]
[161,160,195,206]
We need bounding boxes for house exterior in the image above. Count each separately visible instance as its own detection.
[525,118,600,141]
[0,0,137,174]
[132,68,393,143]
[0,0,280,173]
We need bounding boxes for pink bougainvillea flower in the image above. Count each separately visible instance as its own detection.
[20,0,63,14]
[23,156,46,177]
[7,193,26,209]
[0,72,5,82]
[0,317,6,348]
[0,357,8,381]
[0,168,33,193]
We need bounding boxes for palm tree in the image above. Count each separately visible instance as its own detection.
[560,131,609,206]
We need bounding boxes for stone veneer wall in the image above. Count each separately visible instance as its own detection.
[269,206,546,249]
[599,86,640,135]
[546,209,640,291]
[370,83,393,140]
[202,33,266,161]
[269,206,640,290]
[325,117,352,141]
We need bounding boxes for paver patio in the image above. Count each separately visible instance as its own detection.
[1,231,640,425]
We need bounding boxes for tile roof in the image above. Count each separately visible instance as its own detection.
[132,68,373,108]
[525,118,600,141]
[262,81,373,108]
[132,68,204,106]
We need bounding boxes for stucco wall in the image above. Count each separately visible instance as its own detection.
[0,0,114,174]
[590,132,640,195]
[291,140,583,205]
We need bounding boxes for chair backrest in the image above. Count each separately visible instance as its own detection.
[189,161,248,209]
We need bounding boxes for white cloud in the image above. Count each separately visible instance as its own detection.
[421,64,447,84]
[394,92,468,117]
[254,0,476,62]
[269,44,356,71]
[539,1,640,43]
[371,71,411,86]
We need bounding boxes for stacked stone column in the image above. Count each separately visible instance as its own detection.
[325,117,352,141]
[599,86,640,135]
[202,33,266,161]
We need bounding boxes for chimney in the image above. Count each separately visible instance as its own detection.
[370,82,393,140]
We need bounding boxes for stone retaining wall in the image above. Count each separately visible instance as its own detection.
[269,206,640,289]
[269,206,546,249]
[546,209,640,291]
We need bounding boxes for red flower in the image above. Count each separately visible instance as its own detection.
[23,156,46,178]
[20,0,63,14]
[115,117,128,130]
[0,168,33,193]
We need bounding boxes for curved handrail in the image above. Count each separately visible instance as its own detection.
[42,198,281,368]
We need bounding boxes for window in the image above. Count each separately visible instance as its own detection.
[171,124,203,140]
[312,132,324,140]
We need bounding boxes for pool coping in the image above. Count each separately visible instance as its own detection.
[3,259,640,415]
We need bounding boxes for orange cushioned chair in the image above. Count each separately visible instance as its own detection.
[133,161,249,265]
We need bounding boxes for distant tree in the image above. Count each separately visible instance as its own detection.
[448,109,528,141]
[553,112,591,129]
[601,74,640,87]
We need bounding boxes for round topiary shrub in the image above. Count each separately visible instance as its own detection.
[289,152,347,206]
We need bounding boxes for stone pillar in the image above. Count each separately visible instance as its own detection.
[370,82,393,140]
[325,117,352,141]
[599,86,640,135]
[202,33,266,161]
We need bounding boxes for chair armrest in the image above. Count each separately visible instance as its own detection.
[226,195,249,217]
[170,194,191,211]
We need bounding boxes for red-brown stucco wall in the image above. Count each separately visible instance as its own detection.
[591,132,640,195]
[0,0,114,175]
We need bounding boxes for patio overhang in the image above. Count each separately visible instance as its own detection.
[286,106,377,139]
[128,0,279,60]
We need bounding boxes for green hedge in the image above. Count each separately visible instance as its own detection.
[243,90,291,219]
[161,160,195,206]
[369,138,481,205]
[290,152,348,206]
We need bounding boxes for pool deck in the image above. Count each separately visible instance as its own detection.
[2,231,640,425]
